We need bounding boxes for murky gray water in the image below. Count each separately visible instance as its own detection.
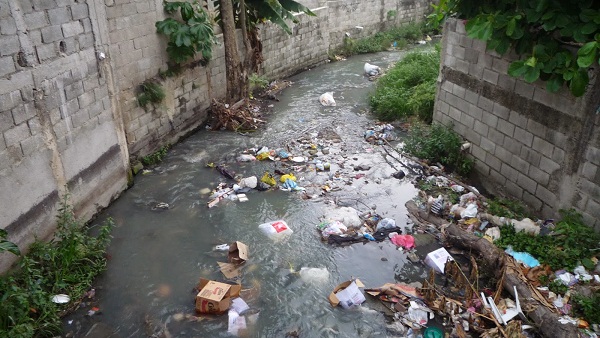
[67,49,438,338]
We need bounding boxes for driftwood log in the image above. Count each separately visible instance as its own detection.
[406,200,580,338]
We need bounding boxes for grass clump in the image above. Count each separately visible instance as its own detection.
[249,73,269,95]
[486,197,530,220]
[137,80,166,108]
[403,123,473,177]
[369,47,440,122]
[141,143,171,166]
[0,196,113,337]
[496,209,600,271]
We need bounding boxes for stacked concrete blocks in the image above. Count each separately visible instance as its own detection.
[434,19,600,229]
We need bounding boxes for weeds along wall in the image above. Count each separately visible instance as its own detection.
[433,19,600,230]
[0,0,431,272]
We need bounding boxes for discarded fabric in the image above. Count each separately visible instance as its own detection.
[505,246,540,268]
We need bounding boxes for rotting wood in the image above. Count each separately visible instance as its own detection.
[405,200,580,338]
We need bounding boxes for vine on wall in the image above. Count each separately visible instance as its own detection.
[430,0,600,96]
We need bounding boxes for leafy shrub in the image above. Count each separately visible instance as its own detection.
[249,73,269,93]
[333,22,429,57]
[403,123,473,177]
[0,196,112,337]
[496,209,600,270]
[370,48,440,122]
[572,292,600,326]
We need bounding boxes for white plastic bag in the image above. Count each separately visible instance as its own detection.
[460,203,478,218]
[319,92,336,106]
[324,207,362,228]
[299,267,330,284]
[239,176,258,189]
[258,220,293,241]
[364,62,381,76]
[376,218,396,231]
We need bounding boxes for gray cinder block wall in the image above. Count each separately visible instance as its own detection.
[0,0,431,271]
[434,19,600,230]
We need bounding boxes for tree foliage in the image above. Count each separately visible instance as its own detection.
[155,1,216,64]
[431,0,600,96]
[212,0,316,34]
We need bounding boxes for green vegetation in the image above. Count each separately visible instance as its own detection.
[572,292,600,325]
[0,229,20,256]
[141,144,171,166]
[403,123,473,177]
[486,197,530,220]
[369,48,440,122]
[332,22,431,57]
[387,10,398,21]
[248,73,269,94]
[137,81,166,108]
[496,209,600,270]
[430,0,600,97]
[0,196,113,337]
[155,1,216,65]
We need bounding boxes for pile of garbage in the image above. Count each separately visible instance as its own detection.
[403,171,600,337]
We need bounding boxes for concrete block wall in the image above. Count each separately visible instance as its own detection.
[261,0,431,78]
[0,0,129,270]
[103,0,222,157]
[434,19,600,229]
[0,0,434,271]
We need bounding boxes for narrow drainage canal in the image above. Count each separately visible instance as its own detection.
[66,47,440,338]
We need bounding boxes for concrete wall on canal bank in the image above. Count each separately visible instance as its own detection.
[0,0,432,271]
[433,19,600,230]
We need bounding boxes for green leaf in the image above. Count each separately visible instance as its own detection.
[480,21,493,40]
[535,0,548,12]
[546,75,564,92]
[525,56,537,67]
[569,69,589,96]
[555,14,570,28]
[577,41,598,68]
[524,66,540,83]
[541,11,555,21]
[506,18,516,36]
[0,240,20,256]
[581,22,598,35]
[180,3,193,22]
[495,39,510,54]
[508,60,528,76]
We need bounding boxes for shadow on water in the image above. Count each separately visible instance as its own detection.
[65,47,438,338]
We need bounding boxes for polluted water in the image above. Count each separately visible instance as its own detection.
[63,47,440,337]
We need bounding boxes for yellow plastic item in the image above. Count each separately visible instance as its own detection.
[256,152,270,161]
[280,173,297,183]
[261,172,276,186]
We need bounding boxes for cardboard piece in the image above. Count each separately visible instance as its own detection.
[424,248,454,274]
[219,242,249,278]
[218,262,242,279]
[195,278,242,315]
[328,279,366,309]
[365,283,421,299]
[228,242,249,264]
